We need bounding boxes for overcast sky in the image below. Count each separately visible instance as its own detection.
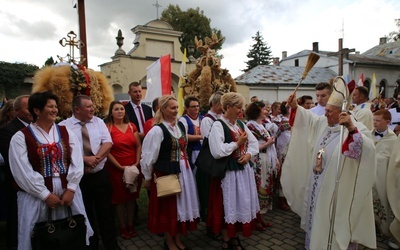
[1,0,399,78]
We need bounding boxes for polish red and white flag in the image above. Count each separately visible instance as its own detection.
[144,54,171,104]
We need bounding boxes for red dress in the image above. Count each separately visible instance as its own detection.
[106,123,142,204]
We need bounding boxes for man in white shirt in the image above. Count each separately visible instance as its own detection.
[60,95,119,250]
[310,82,332,116]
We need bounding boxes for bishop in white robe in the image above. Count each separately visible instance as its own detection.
[282,81,376,250]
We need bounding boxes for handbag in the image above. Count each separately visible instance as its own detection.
[154,173,182,197]
[195,137,229,178]
[31,206,87,250]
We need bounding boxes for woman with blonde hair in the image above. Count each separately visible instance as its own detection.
[206,92,259,249]
[141,95,200,250]
[104,101,142,239]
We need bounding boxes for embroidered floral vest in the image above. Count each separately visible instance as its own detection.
[153,123,189,174]
[218,119,247,171]
[21,125,71,192]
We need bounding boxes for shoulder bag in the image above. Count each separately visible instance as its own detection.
[195,120,230,178]
[154,173,182,197]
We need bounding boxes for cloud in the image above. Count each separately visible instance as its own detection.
[0,0,399,77]
[0,11,57,40]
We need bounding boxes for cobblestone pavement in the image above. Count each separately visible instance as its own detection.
[0,208,392,249]
[116,208,391,250]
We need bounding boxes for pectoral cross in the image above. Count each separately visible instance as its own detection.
[314,148,325,174]
[317,148,324,159]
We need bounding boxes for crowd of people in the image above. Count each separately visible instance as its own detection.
[0,78,400,250]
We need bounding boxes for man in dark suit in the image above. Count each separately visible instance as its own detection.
[124,82,153,140]
[0,95,32,250]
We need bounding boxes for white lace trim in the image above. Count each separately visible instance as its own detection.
[176,159,200,222]
[221,164,260,224]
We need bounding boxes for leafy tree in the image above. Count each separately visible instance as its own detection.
[160,4,224,58]
[243,31,273,72]
[0,61,39,98]
[44,56,55,66]
[387,19,400,42]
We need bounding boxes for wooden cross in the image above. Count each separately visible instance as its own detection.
[75,0,88,67]
[328,38,355,76]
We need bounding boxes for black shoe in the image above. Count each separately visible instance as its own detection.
[230,237,245,250]
[221,239,233,250]
[206,228,222,241]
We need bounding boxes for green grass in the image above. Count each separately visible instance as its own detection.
[136,186,149,224]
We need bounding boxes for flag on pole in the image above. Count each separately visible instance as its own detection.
[357,73,364,86]
[178,49,187,116]
[144,54,171,104]
[369,73,376,100]
[347,80,356,94]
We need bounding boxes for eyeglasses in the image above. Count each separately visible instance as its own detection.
[189,105,199,108]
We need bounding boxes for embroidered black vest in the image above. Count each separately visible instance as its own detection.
[217,119,246,171]
[153,123,188,174]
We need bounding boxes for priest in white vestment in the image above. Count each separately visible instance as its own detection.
[387,135,400,246]
[281,77,376,250]
[370,110,397,240]
[351,86,373,130]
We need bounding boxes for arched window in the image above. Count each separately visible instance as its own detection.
[363,80,370,93]
[112,84,123,94]
[378,80,386,98]
[395,80,400,98]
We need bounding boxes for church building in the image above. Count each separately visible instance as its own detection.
[100,19,196,100]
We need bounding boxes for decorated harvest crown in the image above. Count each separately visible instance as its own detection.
[181,33,237,113]
[32,31,113,119]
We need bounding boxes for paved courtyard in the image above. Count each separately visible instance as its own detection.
[115,208,391,250]
[0,207,392,249]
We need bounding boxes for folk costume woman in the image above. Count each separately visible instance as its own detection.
[9,91,93,249]
[141,95,200,250]
[178,96,203,176]
[245,101,279,230]
[206,92,259,249]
